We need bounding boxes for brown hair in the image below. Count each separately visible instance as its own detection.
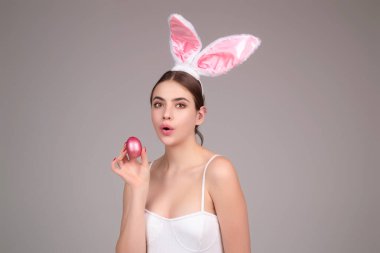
[150,71,205,145]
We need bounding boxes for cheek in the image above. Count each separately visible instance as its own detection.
[177,111,197,126]
[151,109,160,124]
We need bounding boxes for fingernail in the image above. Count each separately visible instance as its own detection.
[113,157,116,161]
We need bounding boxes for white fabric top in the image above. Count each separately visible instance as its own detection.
[145,154,224,253]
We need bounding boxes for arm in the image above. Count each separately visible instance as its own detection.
[208,157,251,253]
[115,184,148,253]
[111,147,150,253]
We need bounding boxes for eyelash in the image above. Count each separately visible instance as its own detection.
[153,102,162,108]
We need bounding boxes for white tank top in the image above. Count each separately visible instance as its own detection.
[145,154,224,253]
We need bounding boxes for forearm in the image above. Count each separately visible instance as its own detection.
[116,188,148,253]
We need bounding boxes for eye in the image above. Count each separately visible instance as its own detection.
[153,102,162,108]
[176,103,186,108]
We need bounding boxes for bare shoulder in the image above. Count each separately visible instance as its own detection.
[148,156,163,173]
[206,155,246,217]
[206,156,240,187]
[205,155,250,252]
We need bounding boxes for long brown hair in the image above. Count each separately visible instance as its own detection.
[150,71,205,145]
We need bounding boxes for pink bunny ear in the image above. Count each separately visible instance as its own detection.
[193,34,261,77]
[169,14,202,64]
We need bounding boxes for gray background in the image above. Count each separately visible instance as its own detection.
[1,0,379,252]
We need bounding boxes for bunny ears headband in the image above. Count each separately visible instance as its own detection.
[168,13,261,93]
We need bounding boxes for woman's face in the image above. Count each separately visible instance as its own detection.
[151,80,205,146]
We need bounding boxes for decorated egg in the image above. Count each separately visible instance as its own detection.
[125,136,142,159]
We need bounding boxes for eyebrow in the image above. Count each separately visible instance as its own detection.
[152,96,190,102]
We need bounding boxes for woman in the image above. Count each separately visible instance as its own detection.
[111,14,260,253]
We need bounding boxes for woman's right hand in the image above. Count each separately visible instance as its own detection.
[111,142,150,191]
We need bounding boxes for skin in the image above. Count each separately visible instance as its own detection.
[111,79,251,253]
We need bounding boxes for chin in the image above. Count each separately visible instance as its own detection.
[159,137,179,147]
[156,133,182,147]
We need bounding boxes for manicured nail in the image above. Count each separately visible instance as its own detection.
[113,157,116,161]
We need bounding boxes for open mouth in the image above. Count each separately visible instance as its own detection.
[160,125,174,135]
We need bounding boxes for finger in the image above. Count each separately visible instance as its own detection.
[127,147,142,164]
[120,142,126,155]
[111,157,121,175]
[118,142,128,163]
[141,146,149,167]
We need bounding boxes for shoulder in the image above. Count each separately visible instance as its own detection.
[148,155,164,170]
[206,155,246,214]
[206,155,240,188]
[206,155,250,251]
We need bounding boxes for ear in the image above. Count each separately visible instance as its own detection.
[169,14,202,64]
[193,34,261,76]
[196,106,207,125]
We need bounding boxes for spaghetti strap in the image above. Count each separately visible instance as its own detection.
[148,160,155,170]
[201,154,221,211]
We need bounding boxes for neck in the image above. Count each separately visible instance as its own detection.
[162,137,204,171]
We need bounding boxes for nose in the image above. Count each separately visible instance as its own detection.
[163,106,172,120]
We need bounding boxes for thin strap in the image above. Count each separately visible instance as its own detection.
[148,160,155,169]
[201,154,221,211]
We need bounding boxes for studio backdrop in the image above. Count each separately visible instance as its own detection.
[0,0,378,252]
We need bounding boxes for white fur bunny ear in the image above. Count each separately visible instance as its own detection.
[169,14,202,70]
[193,35,261,77]
[168,13,261,84]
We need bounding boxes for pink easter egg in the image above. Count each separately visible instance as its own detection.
[125,136,142,159]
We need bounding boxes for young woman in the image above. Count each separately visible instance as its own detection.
[111,14,260,253]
